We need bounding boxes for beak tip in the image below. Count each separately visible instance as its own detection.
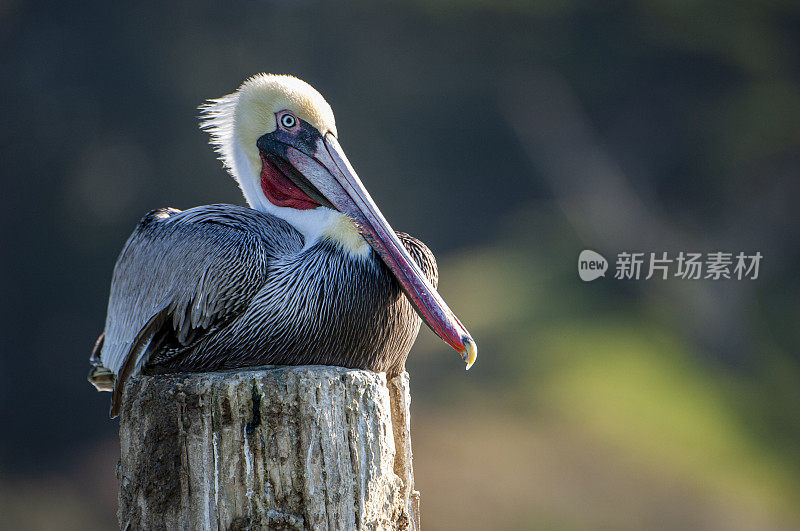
[461,335,477,370]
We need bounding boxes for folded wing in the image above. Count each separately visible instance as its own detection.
[98,204,298,416]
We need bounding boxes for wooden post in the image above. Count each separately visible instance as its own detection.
[116,366,419,530]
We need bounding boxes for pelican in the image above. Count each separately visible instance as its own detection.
[89,74,476,417]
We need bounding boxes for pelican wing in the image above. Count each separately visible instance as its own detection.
[99,204,299,416]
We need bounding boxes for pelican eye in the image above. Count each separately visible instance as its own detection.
[280,113,297,129]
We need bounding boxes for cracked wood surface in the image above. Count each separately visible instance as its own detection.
[117,366,418,530]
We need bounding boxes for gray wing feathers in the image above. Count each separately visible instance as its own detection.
[109,307,170,417]
[100,205,285,389]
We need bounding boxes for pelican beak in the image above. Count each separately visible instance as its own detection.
[281,131,477,369]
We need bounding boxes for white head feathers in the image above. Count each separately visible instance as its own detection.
[198,74,366,254]
[199,74,337,210]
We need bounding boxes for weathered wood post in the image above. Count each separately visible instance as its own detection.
[116,366,420,530]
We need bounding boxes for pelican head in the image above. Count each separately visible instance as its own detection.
[201,74,476,370]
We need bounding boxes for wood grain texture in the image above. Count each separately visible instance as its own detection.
[117,366,418,530]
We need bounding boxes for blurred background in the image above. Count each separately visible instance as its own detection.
[1,0,799,529]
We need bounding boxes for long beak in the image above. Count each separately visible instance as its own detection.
[285,133,477,369]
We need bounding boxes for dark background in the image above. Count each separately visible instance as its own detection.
[1,1,799,528]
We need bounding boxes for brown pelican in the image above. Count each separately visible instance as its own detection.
[89,74,476,417]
